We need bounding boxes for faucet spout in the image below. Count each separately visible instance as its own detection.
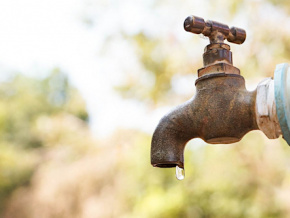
[151,100,198,168]
[151,74,259,169]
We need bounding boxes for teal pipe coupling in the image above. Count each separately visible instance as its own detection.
[255,63,290,145]
[274,63,290,145]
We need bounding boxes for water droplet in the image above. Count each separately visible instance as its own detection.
[176,166,185,180]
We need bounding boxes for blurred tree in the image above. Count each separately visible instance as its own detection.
[0,69,88,149]
[87,0,290,105]
[267,0,290,14]
[0,69,88,214]
[2,0,290,218]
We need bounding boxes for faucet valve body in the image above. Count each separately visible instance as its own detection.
[197,43,240,79]
[151,15,290,178]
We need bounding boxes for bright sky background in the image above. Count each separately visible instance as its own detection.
[0,0,156,137]
[0,0,209,137]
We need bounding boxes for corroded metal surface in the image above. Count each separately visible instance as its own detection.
[203,43,232,66]
[151,15,290,171]
[151,15,254,169]
[198,43,239,77]
[151,74,258,168]
[198,63,240,77]
[256,78,281,139]
[184,15,246,44]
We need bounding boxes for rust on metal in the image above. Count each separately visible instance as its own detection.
[151,15,254,169]
[151,74,258,168]
[184,15,246,44]
[198,63,240,77]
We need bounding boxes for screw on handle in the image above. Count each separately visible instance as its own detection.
[184,15,246,44]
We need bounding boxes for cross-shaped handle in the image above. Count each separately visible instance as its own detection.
[184,15,246,44]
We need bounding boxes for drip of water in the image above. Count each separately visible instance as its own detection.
[176,166,185,180]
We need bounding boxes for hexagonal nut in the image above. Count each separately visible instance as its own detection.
[256,78,282,139]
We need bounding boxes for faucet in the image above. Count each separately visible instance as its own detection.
[151,15,290,179]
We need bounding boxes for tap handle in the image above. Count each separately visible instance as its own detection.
[184,15,246,45]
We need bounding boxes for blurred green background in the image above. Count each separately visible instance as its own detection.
[1,0,290,217]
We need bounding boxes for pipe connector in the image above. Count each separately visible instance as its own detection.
[256,78,282,139]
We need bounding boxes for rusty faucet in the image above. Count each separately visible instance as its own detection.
[151,15,289,180]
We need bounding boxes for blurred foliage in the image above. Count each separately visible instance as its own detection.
[109,0,290,105]
[115,32,197,105]
[267,0,290,14]
[3,126,290,218]
[0,70,88,215]
[116,33,173,103]
[1,0,290,218]
[0,70,88,149]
